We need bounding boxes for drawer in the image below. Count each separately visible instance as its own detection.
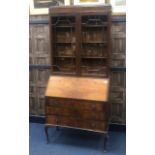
[46,98,107,112]
[46,106,107,121]
[46,115,108,131]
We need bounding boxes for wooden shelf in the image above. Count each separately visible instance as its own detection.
[81,56,108,59]
[82,23,108,28]
[54,56,76,58]
[82,42,107,44]
[53,25,75,28]
[55,42,75,44]
[81,66,107,68]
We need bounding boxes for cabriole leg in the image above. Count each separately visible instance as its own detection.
[44,126,49,144]
[103,133,109,152]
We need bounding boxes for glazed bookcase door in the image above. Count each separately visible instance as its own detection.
[50,15,78,75]
[79,14,111,77]
[49,8,111,78]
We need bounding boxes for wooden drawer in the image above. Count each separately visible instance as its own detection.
[46,98,107,112]
[46,106,107,121]
[46,115,108,131]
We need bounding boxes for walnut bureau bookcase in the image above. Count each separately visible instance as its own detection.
[45,5,112,150]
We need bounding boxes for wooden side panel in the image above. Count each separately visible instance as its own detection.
[110,71,126,124]
[36,69,51,86]
[29,69,37,114]
[29,24,50,65]
[29,95,36,115]
[36,69,51,115]
[29,26,34,64]
[110,21,126,124]
[111,23,126,67]
[29,69,51,115]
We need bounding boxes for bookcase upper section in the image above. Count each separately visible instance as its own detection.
[49,5,112,78]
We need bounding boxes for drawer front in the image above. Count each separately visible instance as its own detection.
[46,98,107,112]
[46,115,108,131]
[46,106,107,121]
